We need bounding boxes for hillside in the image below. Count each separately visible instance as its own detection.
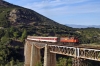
[77,28,100,44]
[0,0,77,65]
[0,0,76,37]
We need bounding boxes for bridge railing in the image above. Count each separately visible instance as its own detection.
[78,48,100,61]
[48,45,100,61]
[49,45,77,57]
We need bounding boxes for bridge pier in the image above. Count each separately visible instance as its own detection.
[30,43,41,66]
[24,41,41,66]
[24,41,32,66]
[44,44,56,66]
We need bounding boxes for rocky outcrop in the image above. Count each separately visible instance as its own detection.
[9,9,19,23]
[8,9,37,25]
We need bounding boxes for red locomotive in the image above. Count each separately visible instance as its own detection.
[27,36,79,45]
[60,37,78,44]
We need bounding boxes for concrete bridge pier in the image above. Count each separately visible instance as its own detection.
[44,44,56,66]
[24,41,32,66]
[30,43,41,66]
[24,41,41,66]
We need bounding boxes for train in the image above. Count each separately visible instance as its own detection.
[27,36,79,45]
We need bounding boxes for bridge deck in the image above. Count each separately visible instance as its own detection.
[26,39,100,49]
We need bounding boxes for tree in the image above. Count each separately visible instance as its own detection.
[13,31,19,39]
[9,26,15,37]
[1,36,9,45]
[10,58,14,66]
[0,29,4,38]
[21,29,27,42]
[57,57,67,66]
[4,30,10,38]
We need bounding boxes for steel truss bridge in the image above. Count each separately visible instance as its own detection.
[49,45,100,66]
[49,45,100,61]
[24,40,100,66]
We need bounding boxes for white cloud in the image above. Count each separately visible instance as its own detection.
[24,0,89,8]
[23,0,100,17]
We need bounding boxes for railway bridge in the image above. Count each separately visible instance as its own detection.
[24,40,100,66]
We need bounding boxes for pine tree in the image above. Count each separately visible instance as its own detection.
[21,29,27,42]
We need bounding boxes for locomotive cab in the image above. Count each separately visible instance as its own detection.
[60,37,79,46]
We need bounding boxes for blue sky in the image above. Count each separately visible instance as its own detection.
[4,0,100,25]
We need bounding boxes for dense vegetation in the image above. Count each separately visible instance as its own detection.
[76,28,100,44]
[0,0,100,66]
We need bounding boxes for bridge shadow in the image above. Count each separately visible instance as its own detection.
[40,48,44,65]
